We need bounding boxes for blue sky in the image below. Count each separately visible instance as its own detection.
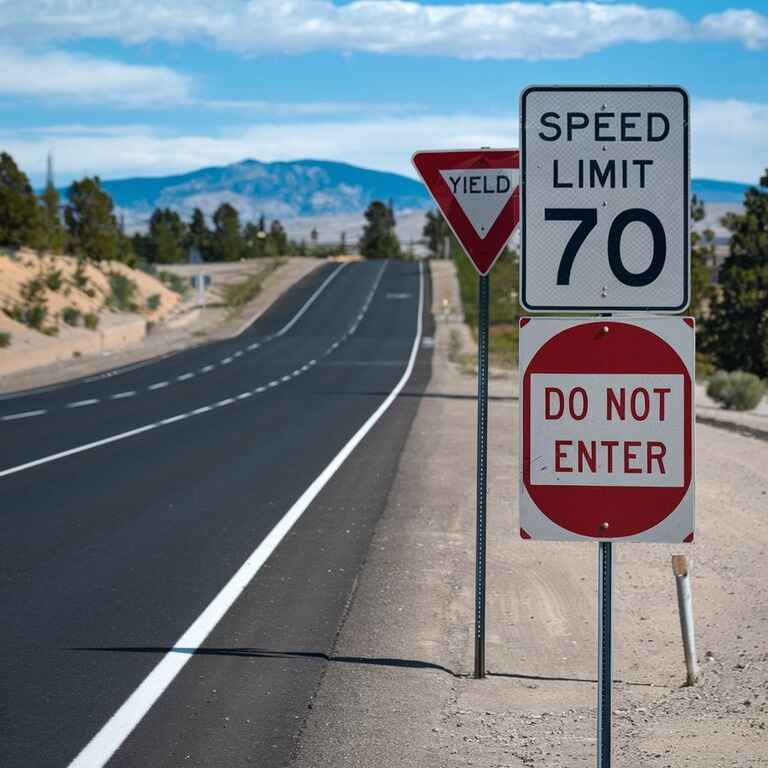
[0,0,766,185]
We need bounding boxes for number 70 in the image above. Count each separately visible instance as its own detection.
[545,208,666,287]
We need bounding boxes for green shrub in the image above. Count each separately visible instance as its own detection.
[696,351,715,380]
[20,276,46,303]
[83,312,99,330]
[707,370,766,411]
[158,270,187,295]
[42,324,59,337]
[107,273,139,312]
[62,306,82,326]
[4,302,48,331]
[44,269,63,291]
[706,370,731,402]
[135,259,157,276]
[0,331,10,348]
[73,259,89,289]
[24,303,48,330]
[4,305,22,323]
[146,293,162,311]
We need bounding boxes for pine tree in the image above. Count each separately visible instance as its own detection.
[360,200,400,260]
[38,152,66,252]
[0,152,45,249]
[704,170,768,376]
[40,181,67,253]
[186,208,211,259]
[148,208,187,263]
[211,203,242,262]
[64,177,121,261]
[689,194,715,320]
[423,208,451,258]
[268,220,288,256]
[243,222,266,258]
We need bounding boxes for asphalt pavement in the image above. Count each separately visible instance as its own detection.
[0,259,433,768]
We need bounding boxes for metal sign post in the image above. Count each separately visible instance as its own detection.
[597,540,613,767]
[519,84,694,766]
[474,273,490,679]
[412,149,520,680]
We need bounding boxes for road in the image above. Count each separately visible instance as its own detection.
[0,259,432,768]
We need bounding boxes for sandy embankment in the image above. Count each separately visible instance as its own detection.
[0,249,181,378]
[0,255,325,391]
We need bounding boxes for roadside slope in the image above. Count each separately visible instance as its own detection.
[0,257,323,394]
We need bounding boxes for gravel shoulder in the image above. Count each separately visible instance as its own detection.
[0,257,324,394]
[290,260,768,768]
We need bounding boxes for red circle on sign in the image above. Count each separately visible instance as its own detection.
[522,321,692,538]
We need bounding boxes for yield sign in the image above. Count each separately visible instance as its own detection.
[412,149,520,275]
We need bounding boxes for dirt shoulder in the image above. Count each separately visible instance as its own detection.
[290,260,768,768]
[0,257,324,394]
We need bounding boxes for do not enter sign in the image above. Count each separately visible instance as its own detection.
[519,317,694,542]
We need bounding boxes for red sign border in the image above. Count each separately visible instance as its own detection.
[412,149,520,275]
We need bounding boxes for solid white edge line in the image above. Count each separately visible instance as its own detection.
[66,260,421,768]
[273,263,347,337]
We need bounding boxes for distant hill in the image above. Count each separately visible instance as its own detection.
[691,178,752,205]
[90,159,432,227]
[52,159,755,231]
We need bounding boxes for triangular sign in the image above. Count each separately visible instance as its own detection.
[412,149,520,275]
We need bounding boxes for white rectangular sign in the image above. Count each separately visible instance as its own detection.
[519,317,695,543]
[520,86,689,312]
[530,373,684,487]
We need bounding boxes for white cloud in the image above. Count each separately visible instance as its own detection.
[5,114,520,184]
[0,1,765,61]
[198,99,426,116]
[700,9,768,50]
[692,99,768,182]
[0,47,192,105]
[6,99,768,186]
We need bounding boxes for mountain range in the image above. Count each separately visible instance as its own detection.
[96,159,430,228]
[67,159,753,231]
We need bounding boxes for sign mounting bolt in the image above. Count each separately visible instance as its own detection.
[602,325,610,334]
[600,521,610,530]
[601,286,608,298]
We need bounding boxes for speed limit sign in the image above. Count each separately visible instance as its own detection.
[520,86,689,312]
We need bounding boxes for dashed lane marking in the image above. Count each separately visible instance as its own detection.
[1,409,47,421]
[67,399,100,408]
[177,373,195,382]
[0,262,390,473]
[110,392,136,400]
[148,382,169,391]
[1,262,351,412]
